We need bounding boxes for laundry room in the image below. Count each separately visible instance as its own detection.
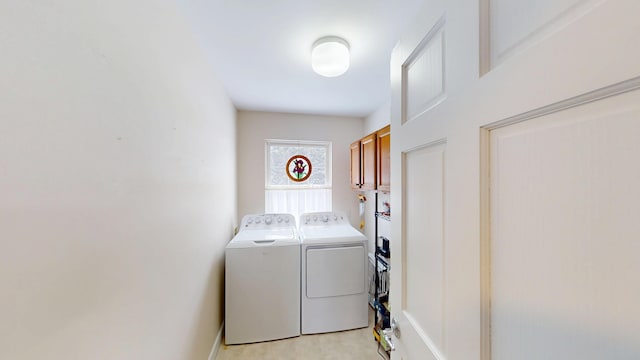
[225,108,393,358]
[4,0,640,360]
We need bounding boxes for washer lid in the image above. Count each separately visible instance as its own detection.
[227,228,299,248]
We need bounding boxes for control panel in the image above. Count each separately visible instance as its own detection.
[240,213,295,229]
[300,212,348,226]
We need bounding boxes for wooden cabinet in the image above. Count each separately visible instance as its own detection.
[350,126,390,191]
[360,133,377,190]
[350,140,362,190]
[350,134,377,190]
[376,125,391,193]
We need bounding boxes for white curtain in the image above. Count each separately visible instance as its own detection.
[265,188,332,225]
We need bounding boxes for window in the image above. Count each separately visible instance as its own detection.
[265,140,332,223]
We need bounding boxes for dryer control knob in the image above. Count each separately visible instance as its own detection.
[255,217,261,224]
[265,217,272,225]
[277,216,283,223]
[322,215,328,222]
[284,217,290,223]
[333,215,338,221]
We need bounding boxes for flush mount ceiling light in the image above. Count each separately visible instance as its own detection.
[311,36,350,77]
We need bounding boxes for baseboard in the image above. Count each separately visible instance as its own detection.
[208,321,224,360]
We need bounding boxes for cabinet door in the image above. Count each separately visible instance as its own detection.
[360,133,377,190]
[350,140,361,189]
[376,125,391,193]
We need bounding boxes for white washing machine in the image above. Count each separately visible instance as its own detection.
[225,213,300,344]
[299,211,368,334]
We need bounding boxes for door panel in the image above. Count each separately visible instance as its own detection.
[488,0,600,66]
[489,89,640,360]
[361,133,377,190]
[402,142,446,357]
[402,17,446,124]
[350,140,361,189]
[377,125,391,192]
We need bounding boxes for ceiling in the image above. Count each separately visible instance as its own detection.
[178,0,425,118]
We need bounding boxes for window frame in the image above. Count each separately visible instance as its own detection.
[264,139,332,191]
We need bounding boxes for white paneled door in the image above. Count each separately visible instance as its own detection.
[390,6,449,359]
[487,88,640,360]
[390,0,640,359]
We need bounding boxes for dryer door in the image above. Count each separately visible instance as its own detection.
[306,245,365,298]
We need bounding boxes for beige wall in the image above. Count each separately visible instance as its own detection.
[364,100,391,134]
[0,1,236,359]
[237,111,364,227]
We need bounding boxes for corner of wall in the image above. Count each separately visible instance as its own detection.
[364,100,391,135]
[208,322,225,360]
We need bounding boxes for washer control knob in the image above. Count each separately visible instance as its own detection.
[313,216,317,221]
[265,217,272,225]
[247,218,253,224]
[277,216,283,223]
[255,217,261,224]
[333,215,338,221]
[284,217,290,223]
[322,215,328,222]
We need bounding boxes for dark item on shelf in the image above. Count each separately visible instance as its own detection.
[380,237,390,257]
[373,191,392,352]
[376,248,390,261]
[374,300,390,328]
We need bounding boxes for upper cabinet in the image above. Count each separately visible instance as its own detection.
[376,125,391,193]
[350,134,377,190]
[360,133,377,191]
[350,125,390,192]
[350,140,362,190]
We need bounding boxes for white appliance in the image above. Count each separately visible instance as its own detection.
[225,213,300,344]
[299,211,369,334]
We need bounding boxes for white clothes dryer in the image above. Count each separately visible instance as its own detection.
[299,211,368,334]
[225,213,300,344]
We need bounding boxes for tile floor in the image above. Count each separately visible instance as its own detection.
[215,310,387,360]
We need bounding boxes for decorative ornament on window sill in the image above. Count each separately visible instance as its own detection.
[286,155,312,182]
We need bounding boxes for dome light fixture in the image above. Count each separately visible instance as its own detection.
[311,36,350,77]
